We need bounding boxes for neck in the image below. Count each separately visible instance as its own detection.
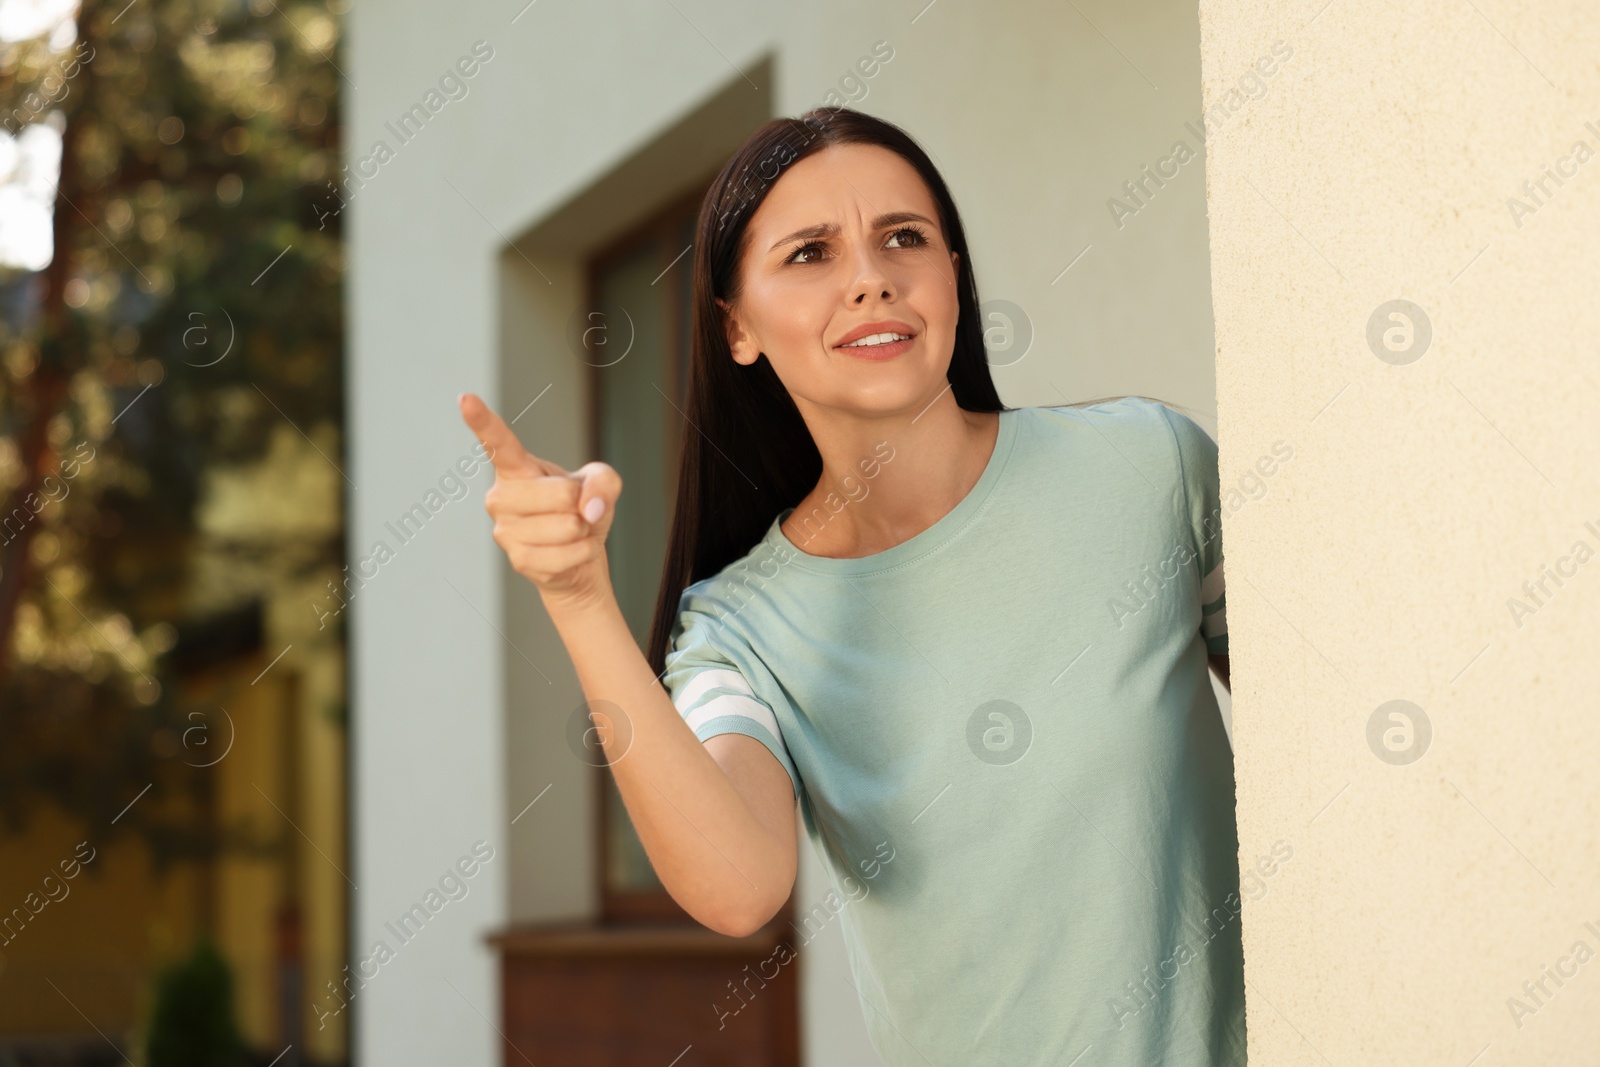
[784,394,999,559]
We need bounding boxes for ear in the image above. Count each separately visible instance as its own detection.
[716,297,759,366]
[950,249,960,274]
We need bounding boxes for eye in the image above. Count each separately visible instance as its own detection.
[886,225,929,249]
[785,240,826,265]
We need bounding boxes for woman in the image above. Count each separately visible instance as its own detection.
[459,106,1244,1065]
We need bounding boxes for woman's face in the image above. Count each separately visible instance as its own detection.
[718,142,961,417]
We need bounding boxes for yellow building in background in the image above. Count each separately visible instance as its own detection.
[0,425,349,1064]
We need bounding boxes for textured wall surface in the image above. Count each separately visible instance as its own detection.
[1197,2,1600,1063]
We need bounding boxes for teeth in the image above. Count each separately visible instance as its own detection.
[842,332,912,348]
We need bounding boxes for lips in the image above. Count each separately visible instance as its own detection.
[835,320,917,349]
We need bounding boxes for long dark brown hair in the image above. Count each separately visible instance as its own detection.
[642,107,1003,675]
[644,106,1135,676]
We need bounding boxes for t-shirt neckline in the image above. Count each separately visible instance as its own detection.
[764,406,1021,576]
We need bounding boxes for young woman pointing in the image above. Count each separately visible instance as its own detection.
[460,107,1243,1066]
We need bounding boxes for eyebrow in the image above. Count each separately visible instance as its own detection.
[766,211,939,254]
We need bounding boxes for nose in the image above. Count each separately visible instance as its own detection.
[848,241,895,305]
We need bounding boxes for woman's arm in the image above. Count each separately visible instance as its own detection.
[545,591,798,937]
[460,393,796,937]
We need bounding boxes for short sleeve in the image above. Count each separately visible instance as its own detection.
[1157,403,1228,656]
[662,604,802,799]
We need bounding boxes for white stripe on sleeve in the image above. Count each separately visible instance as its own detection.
[673,668,785,744]
[683,693,785,741]
[674,667,755,712]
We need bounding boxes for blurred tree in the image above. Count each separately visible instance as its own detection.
[0,0,345,867]
[144,935,249,1067]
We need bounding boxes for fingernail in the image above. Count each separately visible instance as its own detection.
[583,497,605,523]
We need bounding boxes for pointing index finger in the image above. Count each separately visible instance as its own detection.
[458,393,560,478]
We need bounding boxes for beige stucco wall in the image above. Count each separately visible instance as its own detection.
[1198,2,1600,1062]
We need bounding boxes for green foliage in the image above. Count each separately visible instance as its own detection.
[0,0,346,853]
[144,936,249,1067]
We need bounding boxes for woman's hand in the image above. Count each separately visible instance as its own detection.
[458,392,623,612]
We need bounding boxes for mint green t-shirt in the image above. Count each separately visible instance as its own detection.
[662,398,1243,1065]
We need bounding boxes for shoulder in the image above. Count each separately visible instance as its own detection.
[1142,399,1217,459]
[1013,399,1227,520]
[671,532,792,648]
[1027,395,1171,431]
[1035,395,1214,449]
[1016,396,1186,464]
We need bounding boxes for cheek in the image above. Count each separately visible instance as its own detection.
[752,280,836,354]
[779,303,834,356]
[908,266,961,340]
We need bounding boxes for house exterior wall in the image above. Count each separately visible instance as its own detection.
[1198,2,1600,1063]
